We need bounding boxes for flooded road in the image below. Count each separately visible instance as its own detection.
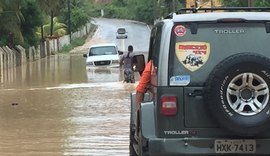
[0,54,140,156]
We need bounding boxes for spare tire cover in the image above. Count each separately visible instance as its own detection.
[204,53,270,136]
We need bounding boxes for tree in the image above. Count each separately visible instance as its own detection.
[0,0,25,46]
[255,0,270,6]
[96,0,158,24]
[133,0,158,24]
[221,0,270,7]
[59,0,91,32]
[38,17,67,38]
[37,0,63,37]
[21,0,44,47]
[221,0,248,7]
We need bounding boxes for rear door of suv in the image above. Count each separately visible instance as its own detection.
[156,13,270,138]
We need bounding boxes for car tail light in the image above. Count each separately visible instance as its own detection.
[160,96,177,116]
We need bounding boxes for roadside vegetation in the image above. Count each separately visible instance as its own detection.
[0,0,92,49]
[61,37,85,53]
[221,0,270,7]
[0,0,269,50]
[60,23,97,53]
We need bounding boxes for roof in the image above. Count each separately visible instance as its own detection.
[89,43,117,48]
[172,12,270,22]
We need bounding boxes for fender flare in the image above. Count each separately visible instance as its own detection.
[139,101,156,139]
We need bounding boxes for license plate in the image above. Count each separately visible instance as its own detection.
[215,139,256,153]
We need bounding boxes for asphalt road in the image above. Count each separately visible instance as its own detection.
[71,18,150,55]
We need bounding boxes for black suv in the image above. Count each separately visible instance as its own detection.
[130,7,270,156]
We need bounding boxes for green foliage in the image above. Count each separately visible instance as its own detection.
[221,0,248,7]
[37,0,64,36]
[0,0,92,48]
[0,34,8,47]
[70,6,89,31]
[133,0,157,24]
[39,17,67,37]
[59,0,92,33]
[6,0,270,50]
[71,37,85,47]
[255,0,270,6]
[21,0,44,47]
[0,0,25,45]
[88,0,185,25]
[60,23,96,53]
[60,37,85,53]
[221,0,270,7]
[61,44,73,53]
[95,0,158,24]
[103,3,128,19]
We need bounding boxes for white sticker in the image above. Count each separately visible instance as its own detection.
[175,42,210,72]
[170,75,190,86]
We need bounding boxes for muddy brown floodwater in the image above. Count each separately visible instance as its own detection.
[0,54,139,156]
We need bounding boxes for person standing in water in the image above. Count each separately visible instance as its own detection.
[120,45,135,83]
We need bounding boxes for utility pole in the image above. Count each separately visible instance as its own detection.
[248,0,254,7]
[68,0,71,42]
[172,0,176,12]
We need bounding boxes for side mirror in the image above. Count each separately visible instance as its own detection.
[118,51,123,55]
[133,54,145,76]
[83,54,87,58]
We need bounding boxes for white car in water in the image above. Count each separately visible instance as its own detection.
[83,43,123,69]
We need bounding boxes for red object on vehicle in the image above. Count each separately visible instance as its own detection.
[160,96,177,116]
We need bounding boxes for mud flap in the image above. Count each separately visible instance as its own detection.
[139,101,156,139]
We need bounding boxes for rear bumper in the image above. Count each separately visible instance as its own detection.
[148,137,270,155]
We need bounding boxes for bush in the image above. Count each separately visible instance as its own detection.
[59,23,97,53]
[71,38,85,47]
[61,44,74,53]
[60,37,85,53]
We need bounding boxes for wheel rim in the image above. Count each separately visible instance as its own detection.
[226,73,269,116]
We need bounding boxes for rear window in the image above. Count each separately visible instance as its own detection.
[89,46,117,56]
[117,28,126,34]
[168,22,270,86]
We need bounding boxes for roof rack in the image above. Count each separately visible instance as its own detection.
[177,7,270,14]
[164,12,176,19]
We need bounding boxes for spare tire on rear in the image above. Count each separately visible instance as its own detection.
[204,53,270,136]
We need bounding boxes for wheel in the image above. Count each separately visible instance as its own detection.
[138,129,149,156]
[130,103,138,156]
[204,53,270,136]
[134,112,149,156]
[129,125,137,156]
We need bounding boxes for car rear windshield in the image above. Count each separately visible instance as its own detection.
[168,22,270,86]
[117,28,126,34]
[89,46,117,56]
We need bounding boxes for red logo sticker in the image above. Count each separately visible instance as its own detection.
[174,25,186,37]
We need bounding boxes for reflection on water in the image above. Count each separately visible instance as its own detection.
[86,67,123,83]
[0,54,89,89]
[0,54,138,156]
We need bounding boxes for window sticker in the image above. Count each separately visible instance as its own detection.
[175,42,210,72]
[170,75,190,86]
[174,25,186,37]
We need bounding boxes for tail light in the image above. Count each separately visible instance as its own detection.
[160,96,177,116]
